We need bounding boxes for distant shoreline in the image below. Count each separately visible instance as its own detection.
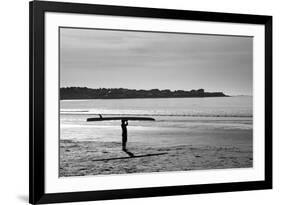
[60,87,229,100]
[60,96,231,101]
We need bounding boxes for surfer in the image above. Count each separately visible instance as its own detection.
[87,116,155,157]
[121,120,128,150]
[121,120,134,157]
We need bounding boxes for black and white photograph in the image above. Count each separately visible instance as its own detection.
[27,1,273,204]
[59,27,253,177]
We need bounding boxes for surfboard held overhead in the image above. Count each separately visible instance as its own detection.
[87,116,155,122]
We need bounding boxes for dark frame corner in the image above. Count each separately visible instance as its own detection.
[29,1,272,204]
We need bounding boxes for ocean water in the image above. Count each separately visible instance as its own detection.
[60,96,253,147]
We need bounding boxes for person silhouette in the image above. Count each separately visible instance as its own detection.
[121,120,128,150]
[121,120,134,157]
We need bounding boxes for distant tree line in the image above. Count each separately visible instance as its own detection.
[60,87,228,100]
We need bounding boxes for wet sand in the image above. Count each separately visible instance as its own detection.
[59,139,253,177]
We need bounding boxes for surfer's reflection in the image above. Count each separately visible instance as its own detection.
[121,120,134,157]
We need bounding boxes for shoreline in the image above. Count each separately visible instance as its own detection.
[60,95,231,101]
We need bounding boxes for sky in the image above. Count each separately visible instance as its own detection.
[60,27,253,95]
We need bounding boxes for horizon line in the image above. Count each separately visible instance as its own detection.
[60,86,224,92]
[60,86,253,96]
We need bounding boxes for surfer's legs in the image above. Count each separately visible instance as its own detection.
[122,134,127,150]
[122,134,134,157]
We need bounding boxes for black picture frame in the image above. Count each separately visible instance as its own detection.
[29,0,272,204]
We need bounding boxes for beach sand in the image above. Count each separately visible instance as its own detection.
[59,139,253,177]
